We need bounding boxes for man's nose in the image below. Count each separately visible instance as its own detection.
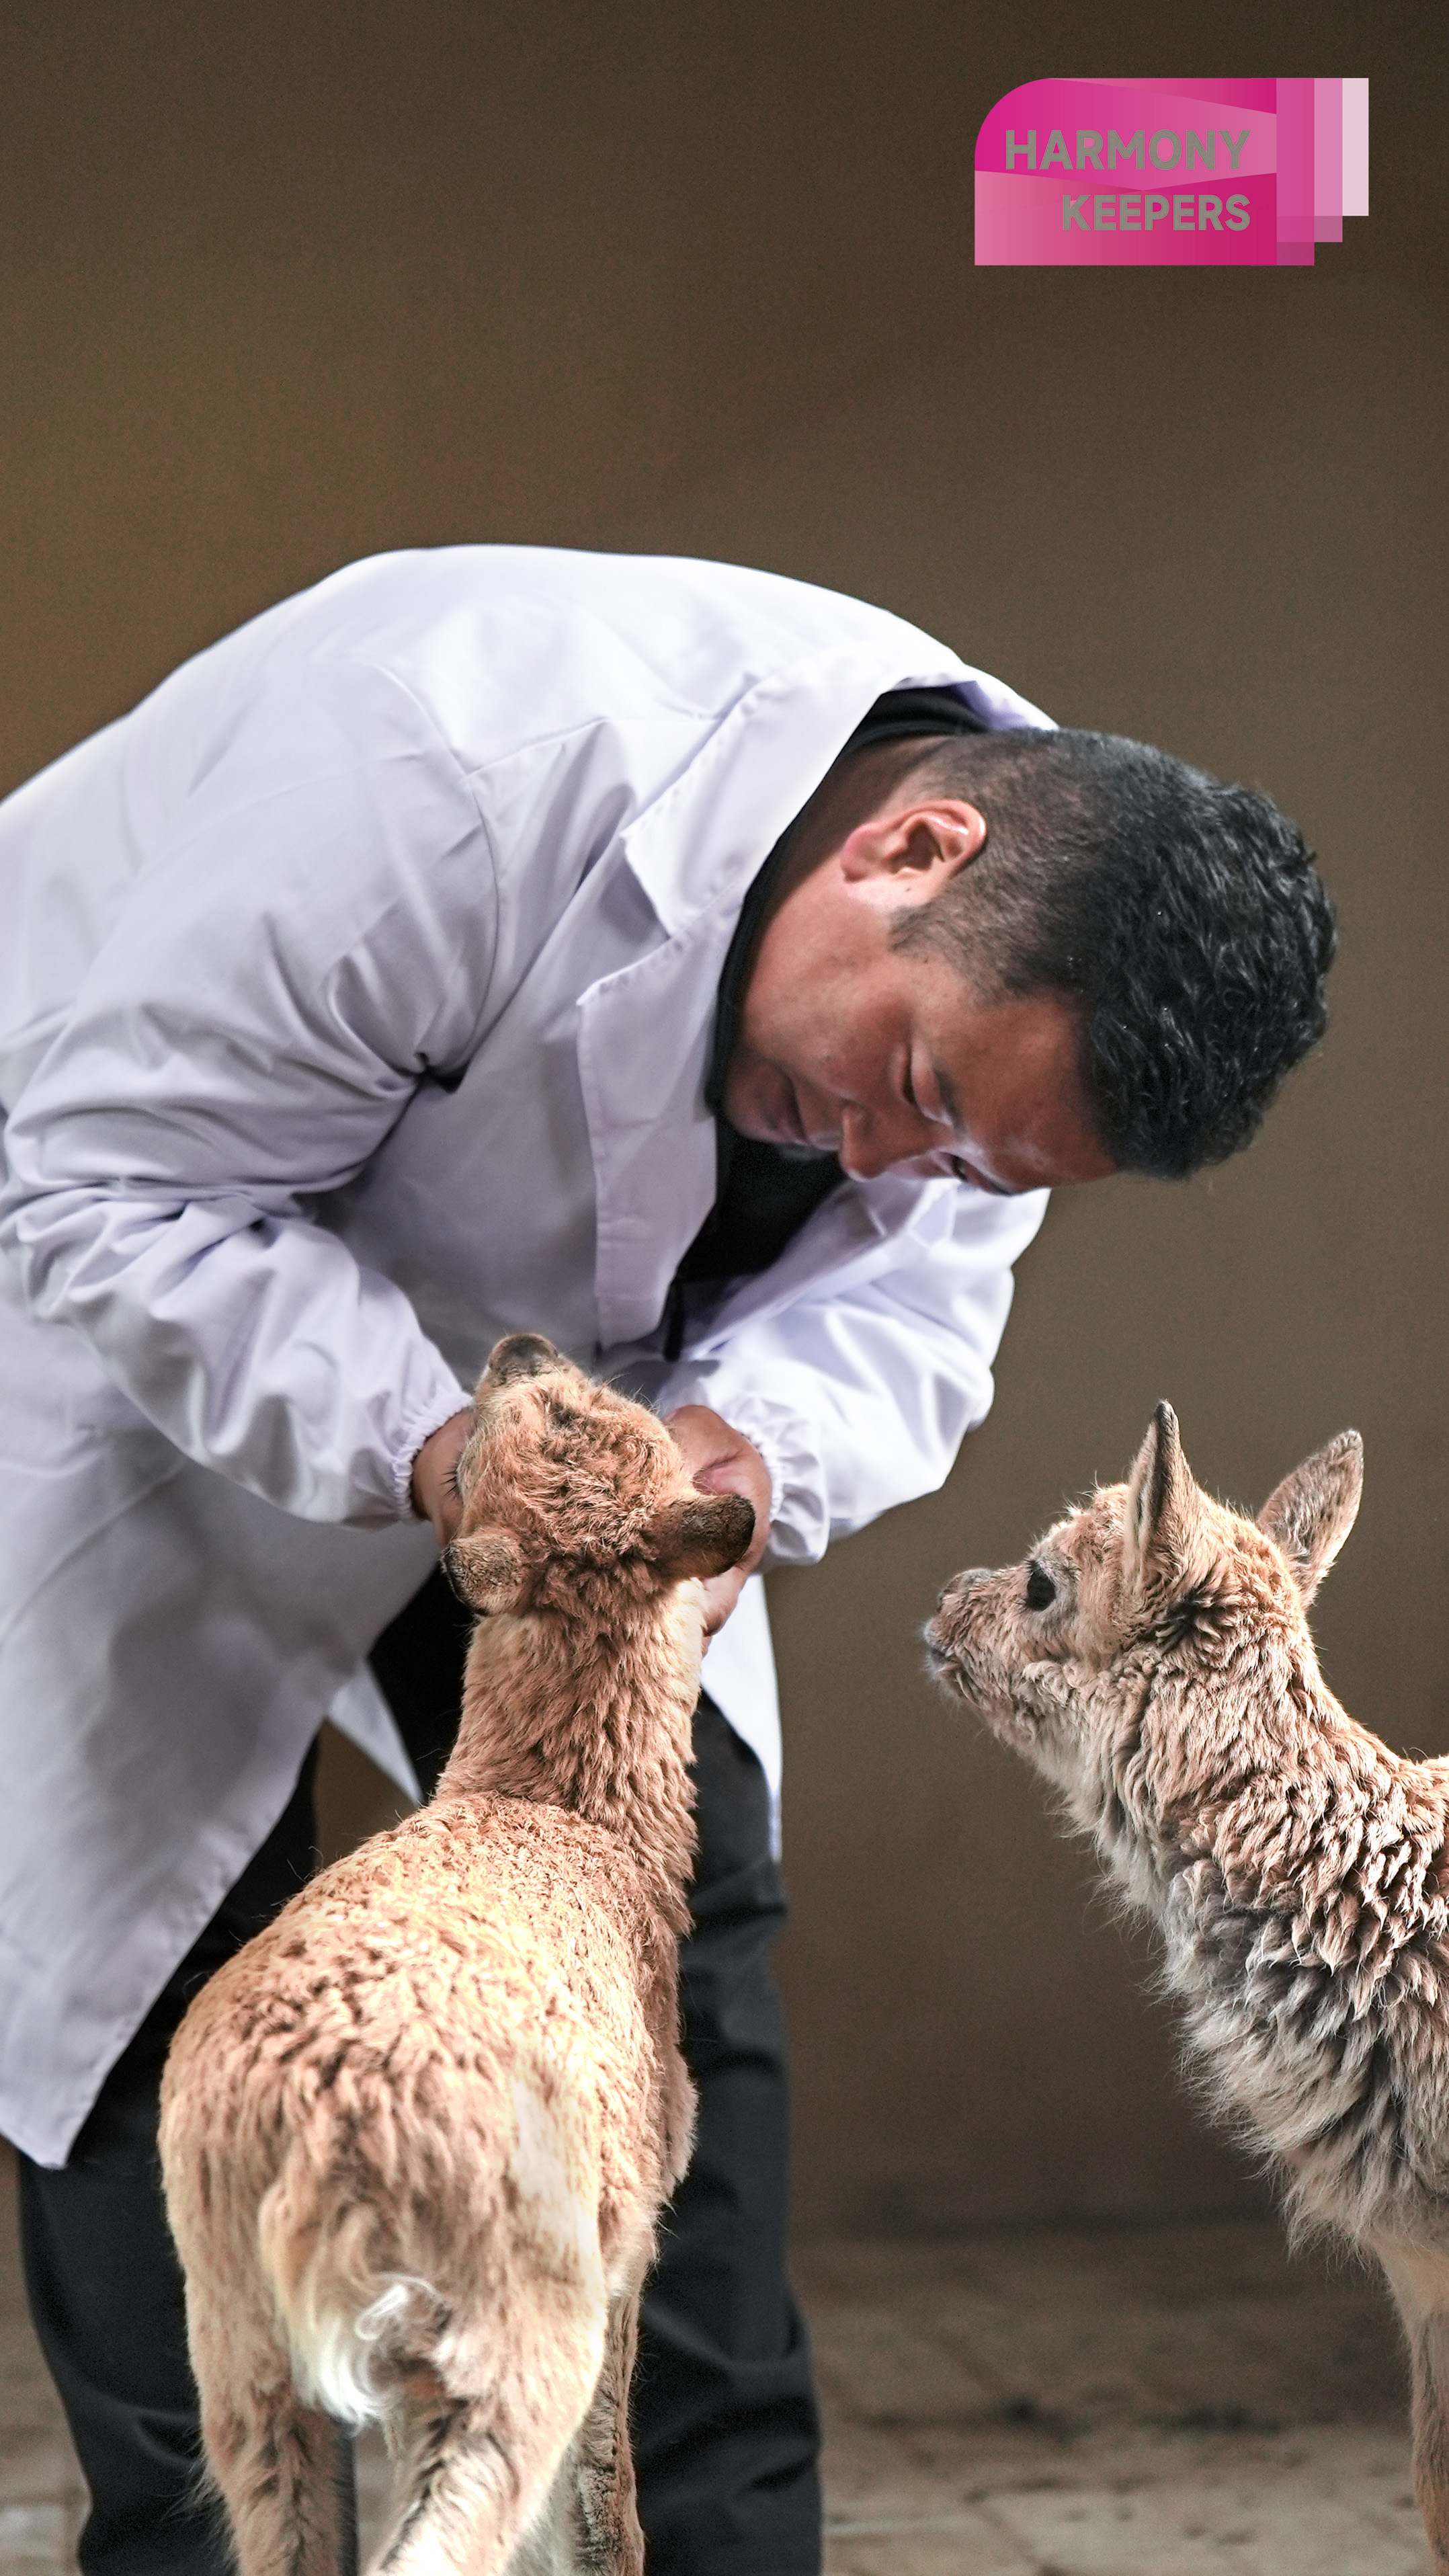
[838,1105,915,1180]
[837,1136,890,1180]
[841,1132,956,1184]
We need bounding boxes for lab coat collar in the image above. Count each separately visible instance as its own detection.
[617,639,1050,936]
[577,640,1052,1350]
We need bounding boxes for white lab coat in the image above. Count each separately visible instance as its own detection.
[0,549,1049,2165]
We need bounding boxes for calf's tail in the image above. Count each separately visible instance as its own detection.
[256,2165,442,2431]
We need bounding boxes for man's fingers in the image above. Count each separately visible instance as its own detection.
[664,1406,772,1605]
[409,1408,473,1547]
[700,1564,749,1639]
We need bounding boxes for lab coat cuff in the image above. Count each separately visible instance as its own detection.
[391,1377,476,1518]
[752,1424,831,1566]
[741,1420,791,1533]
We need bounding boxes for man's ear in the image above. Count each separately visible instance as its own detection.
[838,801,987,903]
[648,1492,756,1582]
[443,1527,528,1613]
[1257,1431,1363,1606]
[1122,1403,1208,1595]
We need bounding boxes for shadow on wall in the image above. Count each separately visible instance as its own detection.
[640,272,1448,2240]
[5,1,1445,2240]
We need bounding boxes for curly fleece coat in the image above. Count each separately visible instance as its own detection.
[928,1403,1449,2573]
[159,1332,754,2576]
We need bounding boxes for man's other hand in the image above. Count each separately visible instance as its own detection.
[409,1408,474,1546]
[664,1406,772,1636]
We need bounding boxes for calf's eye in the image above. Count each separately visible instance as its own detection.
[1024,1560,1057,1612]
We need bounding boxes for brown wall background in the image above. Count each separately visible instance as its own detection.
[4,1,1444,2236]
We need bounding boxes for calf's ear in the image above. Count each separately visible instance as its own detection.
[649,1491,756,1582]
[443,1527,528,1613]
[1123,1402,1206,1595]
[1257,1430,1362,1605]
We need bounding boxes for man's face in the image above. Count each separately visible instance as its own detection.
[722,793,1115,1195]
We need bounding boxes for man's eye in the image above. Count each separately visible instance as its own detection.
[1024,1560,1057,1611]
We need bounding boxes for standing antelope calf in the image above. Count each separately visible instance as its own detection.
[159,1332,753,2576]
[927,1403,1449,2571]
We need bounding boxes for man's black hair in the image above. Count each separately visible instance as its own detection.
[886,727,1337,1180]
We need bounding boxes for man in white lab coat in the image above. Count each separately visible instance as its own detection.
[0,549,1335,2575]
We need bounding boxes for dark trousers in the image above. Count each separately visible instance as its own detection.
[17,1570,821,2575]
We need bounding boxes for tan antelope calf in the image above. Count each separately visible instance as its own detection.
[159,1332,754,2576]
[927,1404,1449,2571]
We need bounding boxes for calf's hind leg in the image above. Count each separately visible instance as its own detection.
[187,2294,357,2576]
[565,2292,644,2575]
[376,2282,610,2576]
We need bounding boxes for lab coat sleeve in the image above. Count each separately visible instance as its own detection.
[0,659,496,1524]
[654,1186,1048,1564]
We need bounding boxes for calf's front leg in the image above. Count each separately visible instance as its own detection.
[1374,2241,1449,2574]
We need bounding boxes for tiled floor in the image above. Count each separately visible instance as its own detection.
[795,2228,1428,2574]
[1,2147,1430,2573]
[1,2152,85,2572]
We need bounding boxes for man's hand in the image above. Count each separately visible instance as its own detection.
[409,1408,474,1547]
[664,1406,772,1637]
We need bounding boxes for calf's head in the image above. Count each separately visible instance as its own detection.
[926,1404,1363,1825]
[443,1332,755,1621]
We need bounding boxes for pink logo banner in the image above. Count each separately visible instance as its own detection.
[975,79,1368,267]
